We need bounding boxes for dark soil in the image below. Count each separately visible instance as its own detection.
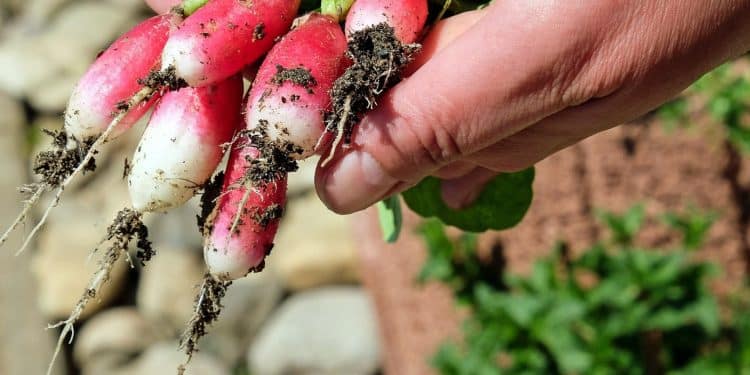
[252,23,266,41]
[137,65,187,93]
[253,203,284,229]
[238,125,300,185]
[33,129,96,187]
[178,274,232,374]
[271,65,317,93]
[105,208,152,266]
[326,23,420,145]
[197,171,225,235]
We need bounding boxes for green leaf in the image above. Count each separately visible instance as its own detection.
[320,0,355,21]
[402,168,535,232]
[181,0,208,15]
[377,196,403,243]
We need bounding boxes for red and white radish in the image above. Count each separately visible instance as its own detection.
[161,0,301,87]
[203,145,287,281]
[345,0,428,43]
[65,14,176,141]
[128,75,243,213]
[245,13,349,159]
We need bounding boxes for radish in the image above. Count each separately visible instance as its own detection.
[203,145,288,281]
[201,13,348,281]
[245,13,349,159]
[128,74,243,212]
[322,0,428,164]
[161,0,301,87]
[65,14,176,141]
[345,0,428,43]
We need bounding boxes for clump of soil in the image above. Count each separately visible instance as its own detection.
[105,208,153,266]
[238,124,300,185]
[271,65,317,93]
[253,23,266,41]
[326,23,421,145]
[253,203,284,228]
[197,171,225,234]
[178,274,232,374]
[33,130,96,188]
[138,65,187,93]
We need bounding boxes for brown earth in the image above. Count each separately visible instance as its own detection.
[355,120,748,375]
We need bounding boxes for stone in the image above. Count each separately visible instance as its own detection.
[269,193,359,290]
[74,307,159,367]
[0,38,59,97]
[137,245,205,333]
[118,342,230,375]
[147,198,204,251]
[249,287,380,375]
[46,2,136,53]
[28,73,78,113]
[287,156,318,197]
[201,270,283,364]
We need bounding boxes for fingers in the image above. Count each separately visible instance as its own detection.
[316,2,588,214]
[144,0,179,14]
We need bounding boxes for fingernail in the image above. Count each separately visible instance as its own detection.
[319,151,398,214]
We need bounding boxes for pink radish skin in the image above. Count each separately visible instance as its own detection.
[345,0,428,43]
[161,0,301,87]
[204,146,287,281]
[65,14,176,141]
[145,0,181,14]
[245,13,349,159]
[128,75,243,213]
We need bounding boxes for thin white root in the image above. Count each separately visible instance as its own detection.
[46,246,123,375]
[321,95,352,168]
[0,186,45,249]
[17,86,154,256]
[228,180,254,237]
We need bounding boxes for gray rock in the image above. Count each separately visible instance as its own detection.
[270,193,360,290]
[28,73,78,113]
[0,38,59,97]
[47,2,137,53]
[287,156,318,197]
[137,245,205,333]
[120,342,230,375]
[249,287,381,375]
[147,198,204,251]
[201,271,283,364]
[74,307,159,367]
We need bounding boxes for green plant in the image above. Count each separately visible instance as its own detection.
[420,206,750,374]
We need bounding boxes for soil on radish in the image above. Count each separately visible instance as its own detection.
[326,23,421,145]
[33,129,96,188]
[197,171,226,234]
[137,65,187,94]
[106,208,153,266]
[239,124,300,184]
[253,23,266,41]
[271,65,317,93]
[253,203,284,228]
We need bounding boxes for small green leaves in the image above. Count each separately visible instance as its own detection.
[181,0,208,16]
[402,168,535,233]
[321,0,355,21]
[376,196,403,243]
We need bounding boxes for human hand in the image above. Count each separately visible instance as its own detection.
[314,0,750,214]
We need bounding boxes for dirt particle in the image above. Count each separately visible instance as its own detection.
[253,23,266,41]
[138,65,188,92]
[122,158,131,180]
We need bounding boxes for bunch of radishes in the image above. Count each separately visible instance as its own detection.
[7,0,434,373]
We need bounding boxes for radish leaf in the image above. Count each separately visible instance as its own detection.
[403,168,534,232]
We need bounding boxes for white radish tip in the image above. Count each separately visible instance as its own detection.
[203,244,252,281]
